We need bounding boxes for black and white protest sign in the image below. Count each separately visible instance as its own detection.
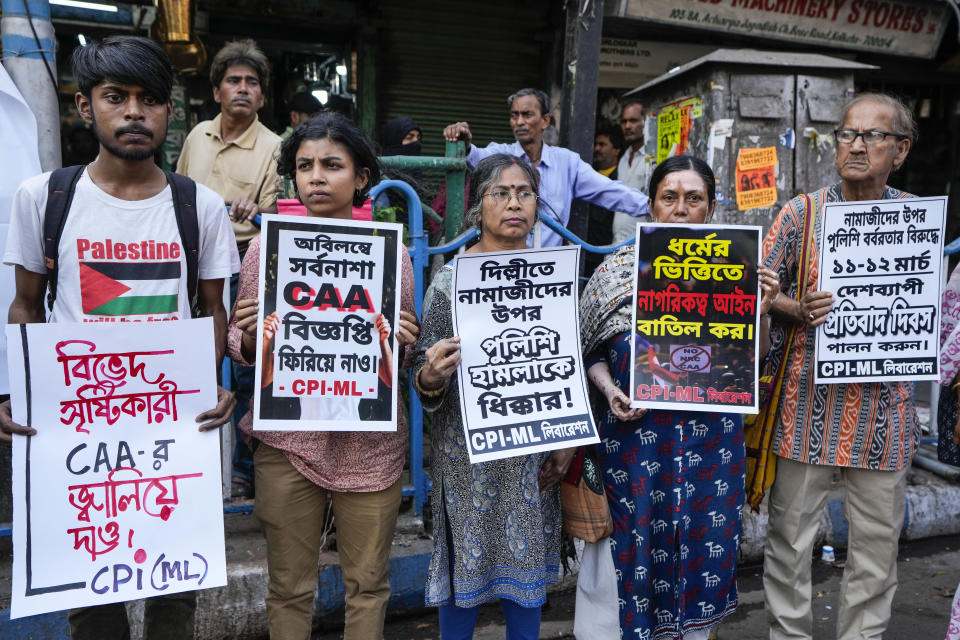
[452,246,598,463]
[255,215,403,430]
[816,197,947,384]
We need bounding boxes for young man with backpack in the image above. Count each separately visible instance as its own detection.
[0,35,239,639]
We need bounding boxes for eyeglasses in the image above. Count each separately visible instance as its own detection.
[834,129,907,145]
[482,189,537,205]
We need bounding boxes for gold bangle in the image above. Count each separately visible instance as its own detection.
[414,368,445,398]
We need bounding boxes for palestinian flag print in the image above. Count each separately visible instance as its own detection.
[79,261,180,316]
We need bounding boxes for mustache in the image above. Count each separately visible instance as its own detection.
[114,125,153,138]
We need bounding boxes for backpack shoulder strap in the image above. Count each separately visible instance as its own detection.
[164,171,200,317]
[43,165,86,311]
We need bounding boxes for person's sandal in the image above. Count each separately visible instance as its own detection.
[231,476,254,499]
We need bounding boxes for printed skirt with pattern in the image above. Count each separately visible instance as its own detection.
[597,333,746,639]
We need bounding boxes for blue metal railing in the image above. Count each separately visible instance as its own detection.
[368,180,642,515]
[538,216,636,254]
[945,236,960,256]
[369,180,431,514]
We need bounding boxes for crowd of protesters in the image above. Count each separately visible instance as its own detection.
[0,33,957,640]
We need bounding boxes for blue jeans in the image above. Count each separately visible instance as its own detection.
[437,599,541,640]
[229,259,254,484]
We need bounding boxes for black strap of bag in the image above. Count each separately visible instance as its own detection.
[43,166,201,316]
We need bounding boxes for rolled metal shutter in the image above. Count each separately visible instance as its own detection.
[378,0,553,157]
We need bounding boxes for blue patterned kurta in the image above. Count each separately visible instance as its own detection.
[414,266,561,609]
[593,333,745,638]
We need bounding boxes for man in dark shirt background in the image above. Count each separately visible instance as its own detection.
[585,126,624,274]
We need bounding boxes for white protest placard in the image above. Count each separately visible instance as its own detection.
[816,197,947,384]
[6,319,226,619]
[452,246,599,463]
[254,215,403,431]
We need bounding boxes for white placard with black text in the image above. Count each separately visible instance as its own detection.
[816,196,946,384]
[452,246,598,463]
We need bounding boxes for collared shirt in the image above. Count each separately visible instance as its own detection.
[177,113,282,248]
[617,145,653,194]
[467,141,650,247]
[761,183,919,471]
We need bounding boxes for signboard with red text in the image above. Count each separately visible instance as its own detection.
[6,319,226,618]
[254,216,404,431]
[630,224,762,413]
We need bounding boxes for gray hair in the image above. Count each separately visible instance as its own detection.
[839,92,917,144]
[507,88,550,117]
[461,154,541,234]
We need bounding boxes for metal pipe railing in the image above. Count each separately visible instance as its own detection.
[369,180,431,514]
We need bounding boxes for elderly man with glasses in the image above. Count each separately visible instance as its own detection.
[758,93,916,640]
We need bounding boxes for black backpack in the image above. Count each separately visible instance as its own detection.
[43,165,201,316]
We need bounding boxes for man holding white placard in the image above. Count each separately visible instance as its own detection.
[0,36,238,638]
[760,93,920,640]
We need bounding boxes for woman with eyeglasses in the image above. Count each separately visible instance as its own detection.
[761,93,917,640]
[412,154,575,639]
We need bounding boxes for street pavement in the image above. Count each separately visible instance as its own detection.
[314,534,960,640]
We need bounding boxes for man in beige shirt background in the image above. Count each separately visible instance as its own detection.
[177,38,280,497]
[177,38,280,253]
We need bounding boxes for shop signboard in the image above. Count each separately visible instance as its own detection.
[614,0,948,58]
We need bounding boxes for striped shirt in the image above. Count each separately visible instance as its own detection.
[761,184,919,470]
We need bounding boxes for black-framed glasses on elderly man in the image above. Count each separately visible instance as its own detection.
[834,129,907,145]
[482,189,538,205]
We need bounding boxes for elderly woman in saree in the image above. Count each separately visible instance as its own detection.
[412,153,575,640]
[574,155,780,640]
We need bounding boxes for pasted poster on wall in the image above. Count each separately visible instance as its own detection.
[816,197,946,383]
[656,97,703,164]
[452,246,599,463]
[631,224,761,413]
[735,147,778,211]
[6,319,226,618]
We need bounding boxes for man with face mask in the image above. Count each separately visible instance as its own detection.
[280,91,321,140]
[381,117,422,157]
[379,117,425,219]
